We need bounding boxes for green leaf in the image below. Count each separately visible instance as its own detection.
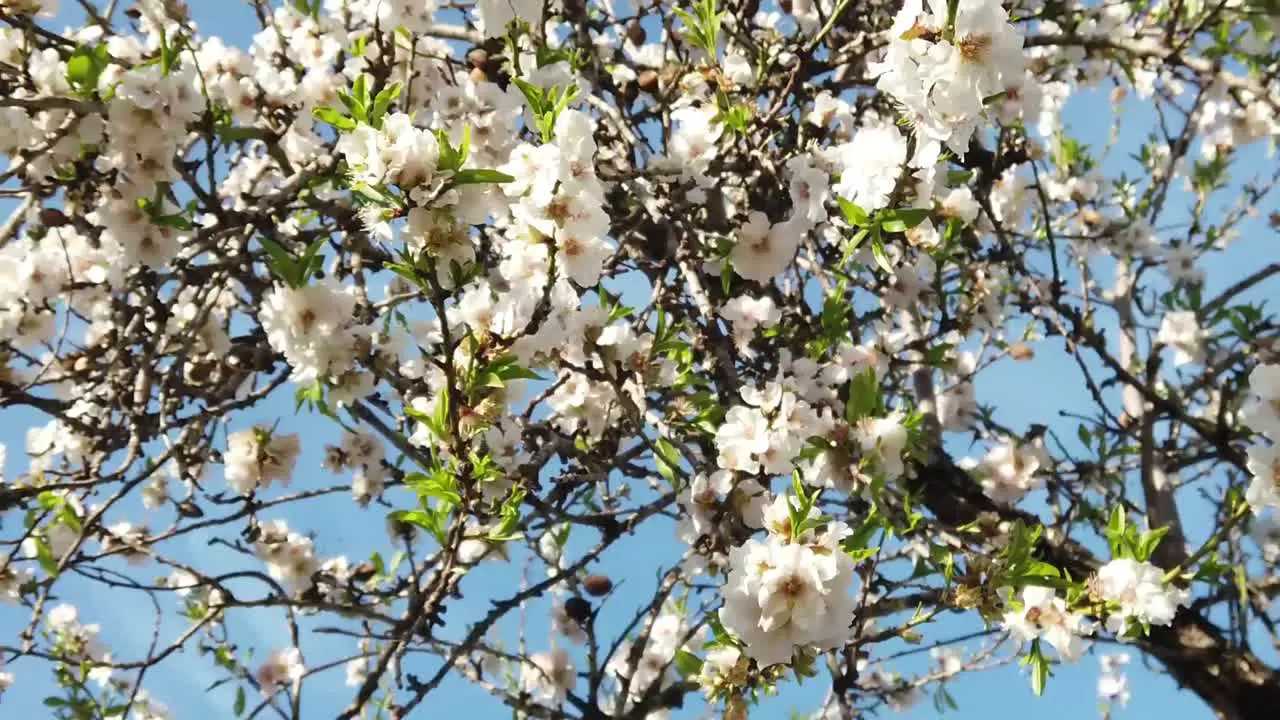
[37,491,60,511]
[259,237,304,288]
[384,261,424,287]
[879,218,909,234]
[452,168,516,185]
[234,687,246,716]
[870,235,894,275]
[881,207,930,232]
[34,537,58,575]
[487,485,526,542]
[66,44,110,93]
[845,368,882,422]
[836,197,868,227]
[435,128,464,173]
[350,182,398,207]
[674,649,703,678]
[259,236,295,267]
[457,123,472,167]
[404,404,433,425]
[654,438,682,486]
[1023,560,1061,579]
[299,238,327,278]
[158,32,187,75]
[842,514,882,561]
[295,382,324,413]
[152,212,193,231]
[840,228,870,268]
[487,356,544,382]
[704,612,739,649]
[1106,506,1127,557]
[923,343,954,368]
[338,91,367,125]
[1030,655,1049,695]
[313,106,357,132]
[217,125,265,143]
[1135,525,1171,562]
[405,471,462,506]
[1021,640,1051,696]
[511,78,546,116]
[1234,564,1249,605]
[352,74,370,112]
[388,509,441,534]
[933,685,960,713]
[370,82,402,127]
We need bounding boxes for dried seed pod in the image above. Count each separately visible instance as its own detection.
[619,79,638,104]
[39,208,69,227]
[637,69,659,93]
[627,20,646,46]
[564,596,592,624]
[583,574,613,596]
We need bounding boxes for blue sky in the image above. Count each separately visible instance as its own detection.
[1,1,1276,718]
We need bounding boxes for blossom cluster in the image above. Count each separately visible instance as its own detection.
[873,0,1026,157]
[1244,364,1280,514]
[719,497,859,667]
[224,427,303,495]
[605,606,703,711]
[1093,558,1189,635]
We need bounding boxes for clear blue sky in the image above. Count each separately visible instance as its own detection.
[1,2,1275,718]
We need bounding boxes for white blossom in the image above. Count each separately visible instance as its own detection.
[1094,558,1188,633]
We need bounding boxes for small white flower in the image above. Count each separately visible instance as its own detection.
[1156,310,1206,366]
[521,647,576,704]
[1002,585,1090,661]
[1094,558,1188,633]
[1245,443,1280,515]
[224,428,302,495]
[730,212,802,283]
[256,648,305,696]
[1242,363,1280,440]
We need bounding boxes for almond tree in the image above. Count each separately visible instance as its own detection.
[0,1,1278,719]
